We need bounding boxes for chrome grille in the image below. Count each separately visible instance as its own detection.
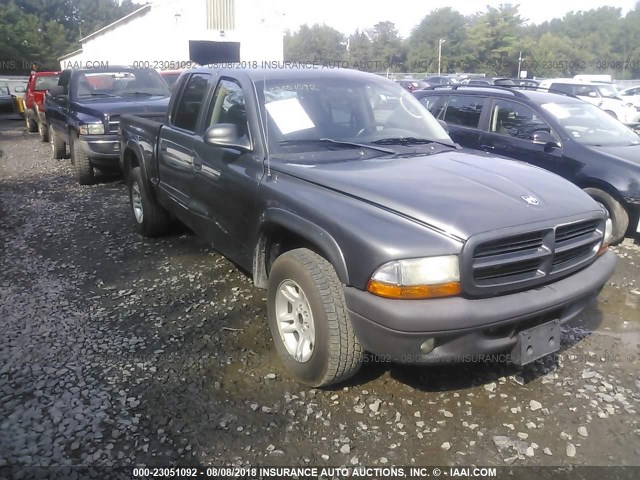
[467,219,603,296]
[108,115,120,134]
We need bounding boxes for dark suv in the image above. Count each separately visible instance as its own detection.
[413,86,640,243]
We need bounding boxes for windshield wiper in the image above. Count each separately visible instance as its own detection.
[278,138,396,155]
[121,91,154,96]
[372,137,458,149]
[80,92,116,97]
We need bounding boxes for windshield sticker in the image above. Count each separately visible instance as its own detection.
[541,103,571,119]
[265,97,315,135]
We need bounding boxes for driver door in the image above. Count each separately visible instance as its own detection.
[190,77,263,263]
[479,99,563,173]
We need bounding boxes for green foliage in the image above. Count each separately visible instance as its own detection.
[284,3,640,79]
[284,24,347,64]
[0,0,140,74]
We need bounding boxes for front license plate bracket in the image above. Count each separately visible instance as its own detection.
[510,319,561,366]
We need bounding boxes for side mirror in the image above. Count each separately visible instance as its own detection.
[438,119,449,133]
[204,124,251,152]
[532,130,560,148]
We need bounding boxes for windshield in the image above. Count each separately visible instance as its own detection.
[542,101,640,147]
[595,84,620,99]
[256,74,452,155]
[35,75,60,90]
[74,70,170,98]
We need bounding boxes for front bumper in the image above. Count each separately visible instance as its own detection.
[344,251,616,363]
[78,134,121,168]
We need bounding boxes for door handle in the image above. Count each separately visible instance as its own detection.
[481,144,495,151]
[192,152,202,172]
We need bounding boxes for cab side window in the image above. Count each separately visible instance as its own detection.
[207,78,248,137]
[490,100,554,141]
[171,73,211,132]
[418,95,448,119]
[442,95,484,128]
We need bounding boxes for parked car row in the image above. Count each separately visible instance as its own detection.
[20,66,621,386]
[413,85,640,243]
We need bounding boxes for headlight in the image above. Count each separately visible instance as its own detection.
[79,123,105,135]
[367,255,461,299]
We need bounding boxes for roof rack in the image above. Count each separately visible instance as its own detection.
[425,84,529,98]
[423,84,578,99]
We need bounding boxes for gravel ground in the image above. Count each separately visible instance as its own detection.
[1,113,639,473]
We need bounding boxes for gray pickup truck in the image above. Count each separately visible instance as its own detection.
[119,67,616,387]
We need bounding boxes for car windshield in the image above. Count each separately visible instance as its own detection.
[595,84,620,98]
[75,70,170,98]
[542,101,640,147]
[35,75,60,90]
[256,74,452,156]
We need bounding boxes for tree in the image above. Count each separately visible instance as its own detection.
[0,0,140,74]
[464,5,525,75]
[284,24,347,64]
[407,8,468,74]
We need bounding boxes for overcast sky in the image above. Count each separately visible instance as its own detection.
[273,0,638,37]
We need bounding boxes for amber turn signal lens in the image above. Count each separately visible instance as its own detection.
[598,242,609,255]
[367,280,461,299]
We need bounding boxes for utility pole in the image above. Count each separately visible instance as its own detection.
[517,51,522,79]
[438,38,446,75]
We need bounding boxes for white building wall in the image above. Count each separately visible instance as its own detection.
[60,0,283,70]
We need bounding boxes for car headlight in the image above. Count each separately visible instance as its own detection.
[367,255,461,299]
[79,123,105,135]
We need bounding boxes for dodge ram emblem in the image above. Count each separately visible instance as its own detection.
[521,195,540,206]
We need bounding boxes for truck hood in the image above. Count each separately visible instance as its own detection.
[72,96,170,119]
[273,150,599,240]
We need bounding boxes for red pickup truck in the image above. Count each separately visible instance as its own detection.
[24,71,60,141]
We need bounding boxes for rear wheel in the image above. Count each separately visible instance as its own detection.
[25,112,37,132]
[49,125,66,159]
[267,248,363,387]
[38,119,49,142]
[70,133,94,185]
[128,166,170,236]
[583,187,629,244]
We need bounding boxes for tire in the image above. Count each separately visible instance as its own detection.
[583,187,629,244]
[70,133,94,185]
[38,119,49,142]
[25,112,38,132]
[267,248,363,387]
[49,125,66,159]
[127,166,170,236]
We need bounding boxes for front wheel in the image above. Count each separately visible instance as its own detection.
[267,248,363,387]
[127,167,170,237]
[70,133,94,185]
[583,187,629,244]
[38,119,49,142]
[49,125,66,159]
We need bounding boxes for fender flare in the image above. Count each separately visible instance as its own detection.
[255,208,350,285]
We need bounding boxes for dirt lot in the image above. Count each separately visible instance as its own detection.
[0,112,639,474]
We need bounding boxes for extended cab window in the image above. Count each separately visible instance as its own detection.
[490,100,553,141]
[172,73,211,132]
[207,78,248,137]
[442,95,484,128]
